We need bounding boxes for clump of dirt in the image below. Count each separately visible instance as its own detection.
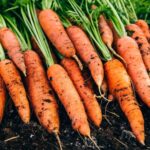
[0,95,150,150]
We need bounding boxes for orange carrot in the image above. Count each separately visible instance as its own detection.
[47,64,90,136]
[0,27,26,74]
[0,59,30,123]
[66,26,104,89]
[24,50,59,133]
[126,24,150,72]
[136,20,150,43]
[61,58,102,127]
[99,15,113,47]
[0,76,6,123]
[117,36,150,107]
[105,58,144,144]
[38,9,75,58]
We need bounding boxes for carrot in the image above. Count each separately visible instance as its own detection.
[126,24,150,72]
[0,27,26,74]
[105,58,144,144]
[117,36,150,107]
[0,76,6,123]
[24,50,59,133]
[66,26,104,89]
[99,15,113,47]
[0,59,30,123]
[38,10,77,59]
[21,3,90,138]
[136,20,150,43]
[61,58,102,127]
[47,64,90,136]
[107,21,120,47]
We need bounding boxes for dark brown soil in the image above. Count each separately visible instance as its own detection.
[0,94,150,150]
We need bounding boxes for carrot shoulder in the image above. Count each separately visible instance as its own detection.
[66,26,104,88]
[126,24,150,72]
[0,76,6,122]
[105,59,144,144]
[47,64,90,136]
[61,58,102,127]
[117,36,150,107]
[0,27,26,74]
[38,9,75,58]
[0,59,30,123]
[136,20,150,43]
[24,50,59,133]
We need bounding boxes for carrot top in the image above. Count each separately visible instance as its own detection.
[62,0,112,61]
[20,2,54,67]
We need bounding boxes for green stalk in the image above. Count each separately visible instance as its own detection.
[66,0,112,61]
[0,43,5,61]
[21,2,54,67]
[0,14,6,29]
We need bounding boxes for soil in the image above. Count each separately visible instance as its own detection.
[0,93,150,150]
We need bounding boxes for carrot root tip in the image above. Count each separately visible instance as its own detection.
[54,132,63,150]
[72,55,83,71]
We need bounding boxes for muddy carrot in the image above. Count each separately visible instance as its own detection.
[0,44,30,123]
[61,58,102,127]
[0,75,6,123]
[126,24,150,72]
[0,15,25,74]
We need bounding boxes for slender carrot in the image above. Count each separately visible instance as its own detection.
[98,15,113,47]
[24,50,59,133]
[66,26,104,89]
[0,15,26,75]
[105,59,144,144]
[61,58,102,127]
[0,75,6,123]
[136,20,150,43]
[126,24,150,72]
[0,43,30,123]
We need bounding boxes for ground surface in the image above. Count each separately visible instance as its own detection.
[0,93,150,150]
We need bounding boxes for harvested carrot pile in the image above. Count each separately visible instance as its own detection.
[0,0,150,149]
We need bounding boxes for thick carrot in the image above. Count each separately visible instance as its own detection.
[24,50,59,133]
[47,64,90,136]
[99,15,113,47]
[126,24,150,72]
[38,9,75,58]
[0,27,26,74]
[117,36,150,107]
[66,26,104,89]
[104,58,144,144]
[61,58,102,127]
[0,59,30,123]
[0,76,6,123]
[136,20,150,43]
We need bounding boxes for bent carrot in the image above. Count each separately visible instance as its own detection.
[117,36,150,107]
[66,26,104,89]
[105,59,144,144]
[0,59,30,123]
[47,64,90,136]
[61,58,102,127]
[126,24,150,72]
[0,76,6,123]
[24,50,59,133]
[136,20,150,43]
[0,27,26,74]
